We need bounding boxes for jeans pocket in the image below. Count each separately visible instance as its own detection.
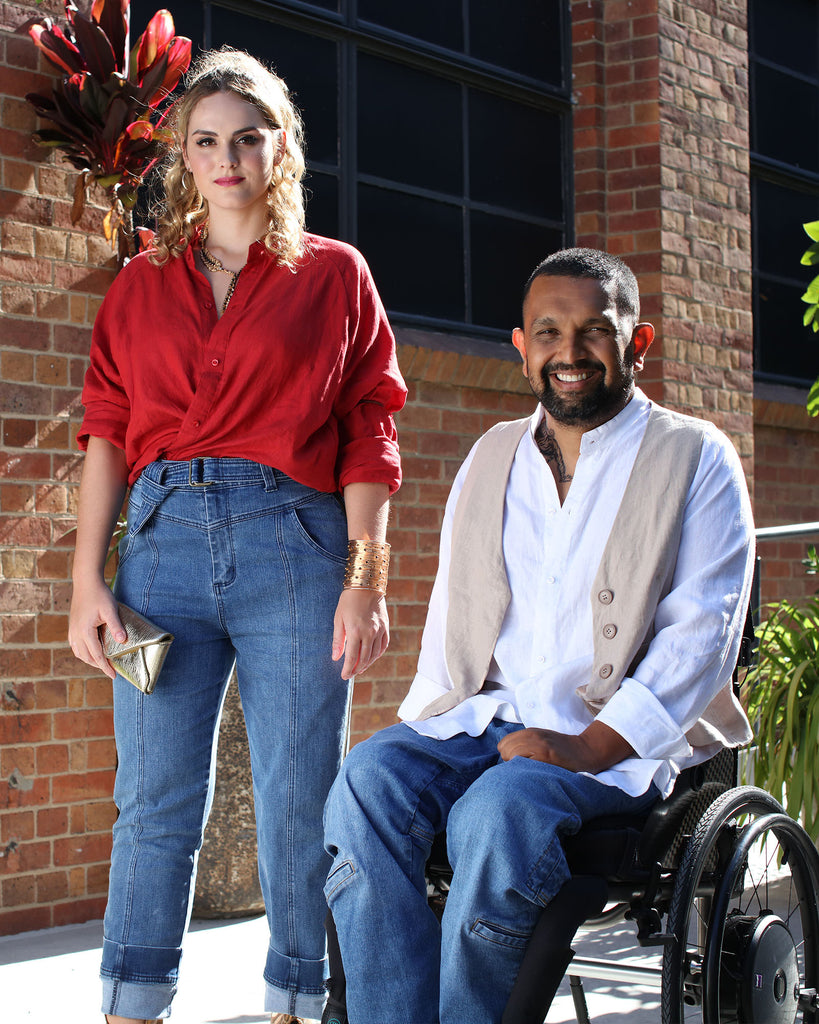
[469,918,531,949]
[117,488,163,572]
[290,494,347,564]
[324,859,356,901]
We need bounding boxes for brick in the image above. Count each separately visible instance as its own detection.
[86,860,111,894]
[1,614,36,645]
[53,832,111,866]
[36,744,69,775]
[0,906,51,937]
[37,613,69,644]
[53,323,92,355]
[52,894,107,926]
[84,799,116,832]
[0,809,35,844]
[36,869,69,902]
[51,769,115,804]
[36,805,68,837]
[1,744,35,775]
[0,713,51,745]
[0,868,38,909]
[53,708,114,740]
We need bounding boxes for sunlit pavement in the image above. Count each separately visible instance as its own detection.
[0,911,661,1024]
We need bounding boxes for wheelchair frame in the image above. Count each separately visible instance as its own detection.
[324,618,819,1024]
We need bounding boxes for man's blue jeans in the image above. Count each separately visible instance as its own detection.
[324,721,659,1024]
[102,459,351,1020]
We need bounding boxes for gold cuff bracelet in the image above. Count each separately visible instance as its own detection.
[343,539,390,596]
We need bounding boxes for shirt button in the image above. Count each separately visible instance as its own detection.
[603,623,618,639]
[546,576,556,584]
[204,301,214,310]
[599,664,613,679]
[527,701,536,710]
[538,655,545,663]
[193,420,200,428]
[598,589,614,604]
[211,358,220,367]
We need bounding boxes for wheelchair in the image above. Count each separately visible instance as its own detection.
[323,635,819,1023]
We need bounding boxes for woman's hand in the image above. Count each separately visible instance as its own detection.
[332,588,390,680]
[69,578,125,680]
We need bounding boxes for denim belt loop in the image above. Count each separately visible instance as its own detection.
[260,464,279,491]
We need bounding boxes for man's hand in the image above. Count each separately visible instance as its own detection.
[497,721,635,774]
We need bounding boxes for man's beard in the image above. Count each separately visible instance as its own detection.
[530,355,635,428]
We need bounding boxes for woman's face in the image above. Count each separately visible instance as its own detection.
[183,90,284,222]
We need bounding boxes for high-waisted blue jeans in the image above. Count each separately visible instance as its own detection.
[324,722,659,1024]
[101,458,351,1020]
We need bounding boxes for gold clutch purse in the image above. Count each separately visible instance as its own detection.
[99,603,174,694]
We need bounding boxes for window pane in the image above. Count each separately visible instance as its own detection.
[305,170,339,239]
[756,277,819,382]
[750,0,819,78]
[469,91,564,220]
[358,186,464,321]
[471,213,564,331]
[358,0,463,51]
[210,7,339,166]
[469,0,563,86]
[752,64,819,172]
[358,54,463,195]
[754,179,819,278]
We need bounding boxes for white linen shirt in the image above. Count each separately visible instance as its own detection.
[398,389,755,799]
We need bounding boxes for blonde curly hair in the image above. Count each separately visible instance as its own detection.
[151,47,306,268]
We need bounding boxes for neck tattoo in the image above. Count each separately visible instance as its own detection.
[199,233,240,314]
[535,420,573,483]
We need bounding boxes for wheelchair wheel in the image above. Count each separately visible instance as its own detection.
[661,786,819,1023]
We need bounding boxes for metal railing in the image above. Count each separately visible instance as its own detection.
[755,521,819,540]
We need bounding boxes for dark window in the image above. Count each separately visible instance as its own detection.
[749,0,819,386]
[130,0,572,339]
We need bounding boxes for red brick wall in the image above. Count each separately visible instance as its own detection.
[1,0,118,933]
[571,0,754,474]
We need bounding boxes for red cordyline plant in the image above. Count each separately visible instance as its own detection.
[26,0,191,264]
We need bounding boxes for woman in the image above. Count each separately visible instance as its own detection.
[68,46,406,1024]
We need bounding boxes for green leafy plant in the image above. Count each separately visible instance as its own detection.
[744,591,819,842]
[26,0,191,263]
[799,220,819,417]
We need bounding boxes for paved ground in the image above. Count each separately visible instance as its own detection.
[0,912,662,1024]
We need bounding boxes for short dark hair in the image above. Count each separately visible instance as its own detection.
[523,248,641,323]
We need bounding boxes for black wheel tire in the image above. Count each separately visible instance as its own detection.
[661,786,819,1023]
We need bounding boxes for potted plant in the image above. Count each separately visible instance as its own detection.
[26,0,191,264]
[744,546,819,842]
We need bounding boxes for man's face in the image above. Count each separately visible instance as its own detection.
[511,275,654,429]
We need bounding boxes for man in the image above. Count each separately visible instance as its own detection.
[323,248,754,1024]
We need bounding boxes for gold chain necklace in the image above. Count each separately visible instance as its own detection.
[199,234,240,314]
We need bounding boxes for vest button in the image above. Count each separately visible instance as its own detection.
[598,589,614,604]
[603,623,617,639]
[599,664,613,679]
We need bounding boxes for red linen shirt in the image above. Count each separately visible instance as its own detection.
[79,234,407,492]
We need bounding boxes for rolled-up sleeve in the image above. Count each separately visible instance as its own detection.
[77,284,130,453]
[333,250,406,492]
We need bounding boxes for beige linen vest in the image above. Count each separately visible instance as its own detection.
[416,403,751,752]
